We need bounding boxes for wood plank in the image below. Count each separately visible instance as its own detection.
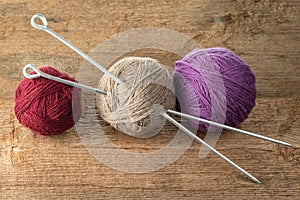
[0,0,299,199]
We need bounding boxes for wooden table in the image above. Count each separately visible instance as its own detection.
[0,0,299,199]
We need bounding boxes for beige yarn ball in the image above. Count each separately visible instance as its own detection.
[96,57,175,138]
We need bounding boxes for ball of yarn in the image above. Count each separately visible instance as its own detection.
[96,57,175,138]
[15,66,82,136]
[173,47,256,132]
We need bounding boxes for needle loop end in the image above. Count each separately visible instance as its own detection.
[23,64,41,79]
[31,13,48,30]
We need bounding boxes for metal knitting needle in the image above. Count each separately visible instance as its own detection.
[30,13,123,85]
[23,64,107,95]
[162,112,261,183]
[167,110,292,147]
[23,63,261,183]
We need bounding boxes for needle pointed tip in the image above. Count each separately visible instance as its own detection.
[278,141,293,147]
[285,143,293,147]
[252,177,261,184]
[255,179,262,184]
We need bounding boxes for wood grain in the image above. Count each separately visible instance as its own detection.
[0,0,299,199]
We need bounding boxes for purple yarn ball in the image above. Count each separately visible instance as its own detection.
[173,47,256,132]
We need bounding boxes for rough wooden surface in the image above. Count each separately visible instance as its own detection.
[0,0,299,199]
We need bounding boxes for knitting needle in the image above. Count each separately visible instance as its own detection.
[167,110,292,147]
[29,13,283,182]
[162,112,261,183]
[25,62,260,183]
[30,13,123,85]
[23,64,107,95]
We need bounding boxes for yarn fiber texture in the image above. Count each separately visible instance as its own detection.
[15,66,82,136]
[173,47,256,132]
[96,57,175,138]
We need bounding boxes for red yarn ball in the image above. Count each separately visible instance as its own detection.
[15,66,82,136]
